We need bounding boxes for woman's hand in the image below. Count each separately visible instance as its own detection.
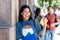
[44,18,48,27]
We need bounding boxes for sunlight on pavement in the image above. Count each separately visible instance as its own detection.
[54,24,60,40]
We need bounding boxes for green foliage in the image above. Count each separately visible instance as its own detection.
[59,15,60,18]
[37,0,42,7]
[37,0,60,8]
[45,0,49,2]
[49,0,52,5]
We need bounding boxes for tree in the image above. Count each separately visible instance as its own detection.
[37,0,43,7]
[49,0,52,5]
[37,0,50,7]
[37,0,58,7]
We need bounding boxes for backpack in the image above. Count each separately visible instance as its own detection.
[54,14,59,27]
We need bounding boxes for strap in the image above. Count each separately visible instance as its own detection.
[54,14,57,22]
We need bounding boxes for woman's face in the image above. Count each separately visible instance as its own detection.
[22,8,31,21]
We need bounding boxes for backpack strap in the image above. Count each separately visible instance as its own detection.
[54,14,57,22]
[54,14,59,27]
[54,14,56,18]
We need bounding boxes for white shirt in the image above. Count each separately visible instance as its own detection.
[22,28,34,37]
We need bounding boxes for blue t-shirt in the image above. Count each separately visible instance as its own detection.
[16,20,41,40]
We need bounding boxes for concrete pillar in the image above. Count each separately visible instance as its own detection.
[19,0,27,7]
[9,0,19,40]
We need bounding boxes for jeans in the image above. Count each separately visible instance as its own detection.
[41,35,45,40]
[45,30,55,40]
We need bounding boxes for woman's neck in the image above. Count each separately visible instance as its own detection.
[23,18,28,21]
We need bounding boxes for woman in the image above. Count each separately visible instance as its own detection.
[35,8,48,40]
[16,5,38,40]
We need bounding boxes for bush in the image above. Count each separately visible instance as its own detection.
[58,15,60,18]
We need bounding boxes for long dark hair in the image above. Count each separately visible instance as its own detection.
[18,5,32,22]
[35,8,41,19]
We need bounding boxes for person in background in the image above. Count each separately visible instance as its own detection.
[16,5,38,40]
[45,6,60,40]
[34,8,48,40]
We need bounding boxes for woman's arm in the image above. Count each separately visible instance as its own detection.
[16,22,22,40]
[41,18,48,35]
[35,19,42,34]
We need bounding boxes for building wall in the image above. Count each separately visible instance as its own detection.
[0,0,12,40]
[0,0,34,40]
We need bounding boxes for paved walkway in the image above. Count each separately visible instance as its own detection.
[54,18,60,40]
[54,24,60,40]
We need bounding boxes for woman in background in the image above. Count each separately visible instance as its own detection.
[35,8,48,40]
